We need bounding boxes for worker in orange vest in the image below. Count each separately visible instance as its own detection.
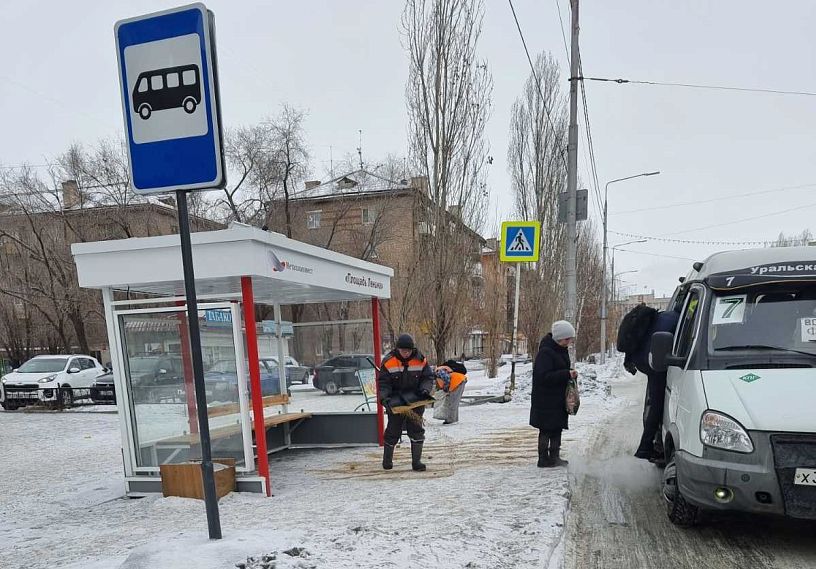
[378,334,434,471]
[432,359,467,424]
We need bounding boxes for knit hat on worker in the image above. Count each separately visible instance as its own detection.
[551,320,576,341]
[396,333,415,350]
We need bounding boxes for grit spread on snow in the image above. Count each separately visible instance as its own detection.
[0,357,627,569]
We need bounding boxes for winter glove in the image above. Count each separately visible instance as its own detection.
[418,390,432,400]
[624,361,637,376]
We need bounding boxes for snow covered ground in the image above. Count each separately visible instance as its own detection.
[0,356,628,569]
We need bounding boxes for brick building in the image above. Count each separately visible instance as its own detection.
[264,169,487,364]
[0,180,222,367]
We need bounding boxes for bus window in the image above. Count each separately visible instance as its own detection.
[137,77,148,93]
[182,69,196,86]
[166,73,179,88]
[151,75,163,90]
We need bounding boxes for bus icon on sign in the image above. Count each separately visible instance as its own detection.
[132,64,201,120]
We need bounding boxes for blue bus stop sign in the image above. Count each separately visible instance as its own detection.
[115,3,225,194]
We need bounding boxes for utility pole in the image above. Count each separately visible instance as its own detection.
[565,0,580,326]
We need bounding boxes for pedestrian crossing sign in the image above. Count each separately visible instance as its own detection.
[500,221,540,262]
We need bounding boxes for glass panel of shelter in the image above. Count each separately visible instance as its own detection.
[273,302,375,415]
[118,307,249,470]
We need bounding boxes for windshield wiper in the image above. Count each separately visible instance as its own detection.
[715,344,816,357]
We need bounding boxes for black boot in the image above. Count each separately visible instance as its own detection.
[382,443,395,470]
[549,434,568,467]
[411,441,426,471]
[538,432,552,467]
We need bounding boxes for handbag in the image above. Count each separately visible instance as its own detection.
[565,375,580,415]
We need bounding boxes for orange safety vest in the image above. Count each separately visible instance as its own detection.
[435,368,467,392]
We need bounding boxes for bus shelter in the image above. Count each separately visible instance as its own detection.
[72,223,391,496]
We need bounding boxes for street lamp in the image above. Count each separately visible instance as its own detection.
[606,241,646,357]
[610,270,639,347]
[600,172,660,364]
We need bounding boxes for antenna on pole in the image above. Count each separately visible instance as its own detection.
[329,145,334,178]
[357,129,363,170]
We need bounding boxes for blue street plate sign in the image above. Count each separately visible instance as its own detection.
[500,221,541,262]
[115,3,225,194]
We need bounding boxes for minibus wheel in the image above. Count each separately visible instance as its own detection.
[138,104,152,119]
[183,97,197,114]
[663,455,699,527]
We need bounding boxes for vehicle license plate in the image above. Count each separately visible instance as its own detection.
[794,468,816,486]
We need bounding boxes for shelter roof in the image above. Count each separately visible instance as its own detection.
[72,222,392,304]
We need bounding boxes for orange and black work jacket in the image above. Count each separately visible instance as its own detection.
[378,349,434,407]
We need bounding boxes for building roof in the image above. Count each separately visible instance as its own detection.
[292,169,411,201]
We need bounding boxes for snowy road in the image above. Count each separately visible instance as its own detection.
[564,378,816,569]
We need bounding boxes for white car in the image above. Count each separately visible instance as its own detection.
[0,355,105,410]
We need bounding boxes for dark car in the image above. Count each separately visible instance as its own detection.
[263,357,311,386]
[89,370,116,405]
[313,354,375,395]
[127,355,184,403]
[203,359,286,402]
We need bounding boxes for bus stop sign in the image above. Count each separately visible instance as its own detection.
[115,3,225,194]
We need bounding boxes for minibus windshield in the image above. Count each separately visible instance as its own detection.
[708,286,816,355]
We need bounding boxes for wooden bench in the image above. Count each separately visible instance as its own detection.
[155,412,312,447]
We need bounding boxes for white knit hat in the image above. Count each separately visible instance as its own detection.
[551,320,576,341]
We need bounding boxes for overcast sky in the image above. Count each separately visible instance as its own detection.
[2,1,816,297]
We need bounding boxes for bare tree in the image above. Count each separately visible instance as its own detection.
[508,52,569,355]
[772,229,812,247]
[217,104,310,232]
[403,0,492,362]
[574,221,604,360]
[480,242,509,378]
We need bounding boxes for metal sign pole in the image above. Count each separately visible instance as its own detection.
[176,190,222,540]
[509,263,522,391]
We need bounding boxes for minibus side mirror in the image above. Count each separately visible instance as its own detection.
[650,331,684,372]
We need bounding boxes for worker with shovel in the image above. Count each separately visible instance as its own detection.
[379,334,435,471]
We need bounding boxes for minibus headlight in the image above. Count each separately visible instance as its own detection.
[700,411,754,453]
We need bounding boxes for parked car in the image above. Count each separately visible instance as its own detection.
[264,356,311,385]
[89,370,116,405]
[127,355,184,403]
[313,354,375,395]
[0,354,105,410]
[203,359,286,402]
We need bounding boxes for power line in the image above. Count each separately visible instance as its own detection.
[553,0,570,65]
[0,163,54,170]
[507,0,568,169]
[612,182,816,215]
[609,230,768,246]
[577,49,603,219]
[659,200,816,237]
[614,248,696,261]
[583,76,816,97]
[553,1,603,219]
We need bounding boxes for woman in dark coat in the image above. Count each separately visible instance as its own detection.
[530,320,577,467]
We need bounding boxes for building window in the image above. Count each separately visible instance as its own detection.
[362,207,377,225]
[307,211,321,230]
